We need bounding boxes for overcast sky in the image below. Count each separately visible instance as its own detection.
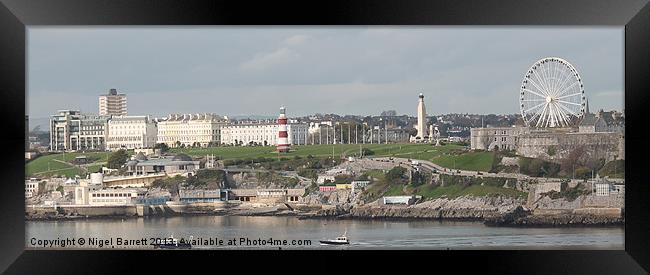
[27,27,623,119]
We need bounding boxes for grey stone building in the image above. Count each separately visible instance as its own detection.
[470,126,530,151]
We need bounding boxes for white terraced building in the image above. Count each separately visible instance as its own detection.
[157,113,228,147]
[220,122,309,146]
[106,116,157,150]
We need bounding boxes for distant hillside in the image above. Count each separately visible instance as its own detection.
[28,117,50,132]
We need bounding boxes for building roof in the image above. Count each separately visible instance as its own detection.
[579,114,598,126]
[160,113,225,122]
[179,189,220,198]
[134,152,148,161]
[109,116,151,122]
[172,154,193,161]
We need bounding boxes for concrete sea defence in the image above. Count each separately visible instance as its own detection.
[484,207,624,227]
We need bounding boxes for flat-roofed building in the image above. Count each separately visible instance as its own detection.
[179,189,221,203]
[99,88,127,116]
[124,154,200,176]
[50,111,111,151]
[88,188,146,206]
[230,188,305,203]
[383,195,419,205]
[49,110,81,151]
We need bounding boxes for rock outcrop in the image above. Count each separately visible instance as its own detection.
[308,195,526,220]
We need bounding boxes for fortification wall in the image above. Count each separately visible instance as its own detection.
[516,132,622,162]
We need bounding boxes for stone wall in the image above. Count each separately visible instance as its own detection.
[516,132,622,162]
[59,205,138,216]
[573,207,621,217]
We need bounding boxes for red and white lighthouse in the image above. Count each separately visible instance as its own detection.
[276,106,290,153]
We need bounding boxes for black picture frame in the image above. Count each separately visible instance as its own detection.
[1,0,649,273]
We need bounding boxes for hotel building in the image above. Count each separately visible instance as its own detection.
[106,116,157,150]
[220,122,309,146]
[157,113,227,147]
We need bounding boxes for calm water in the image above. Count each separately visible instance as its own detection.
[26,216,624,250]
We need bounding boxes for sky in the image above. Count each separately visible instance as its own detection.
[27,27,624,119]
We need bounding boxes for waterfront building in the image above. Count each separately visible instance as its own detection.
[99,88,127,116]
[139,191,171,205]
[179,189,221,203]
[383,195,419,205]
[88,188,147,206]
[229,188,304,203]
[101,173,168,188]
[220,121,308,146]
[106,116,157,150]
[157,113,227,147]
[124,153,200,176]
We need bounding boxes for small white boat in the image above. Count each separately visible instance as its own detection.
[152,234,192,249]
[320,230,350,245]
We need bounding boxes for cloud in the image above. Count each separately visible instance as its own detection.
[594,90,623,97]
[284,35,309,46]
[239,47,300,71]
[28,27,623,118]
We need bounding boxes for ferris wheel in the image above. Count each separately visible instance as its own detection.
[519,57,586,128]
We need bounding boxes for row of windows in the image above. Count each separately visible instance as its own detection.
[109,131,150,136]
[159,124,219,128]
[110,125,147,129]
[91,193,134,197]
[108,136,144,142]
[81,126,104,130]
[158,136,218,141]
[79,132,104,136]
[159,130,219,135]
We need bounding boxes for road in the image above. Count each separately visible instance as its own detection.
[369,156,601,183]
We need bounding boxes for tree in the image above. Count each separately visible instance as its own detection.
[154,143,170,153]
[547,146,557,157]
[361,148,375,156]
[175,141,181,148]
[386,166,407,182]
[107,149,129,169]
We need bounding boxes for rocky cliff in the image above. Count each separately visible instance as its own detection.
[308,195,526,220]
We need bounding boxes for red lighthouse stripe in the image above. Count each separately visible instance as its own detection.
[279,131,288,138]
[278,118,287,124]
